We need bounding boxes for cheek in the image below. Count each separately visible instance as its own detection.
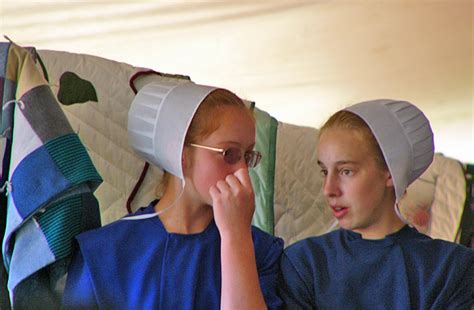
[191,160,230,194]
[350,178,386,212]
[344,178,374,205]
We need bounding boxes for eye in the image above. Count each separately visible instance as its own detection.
[320,169,328,177]
[340,169,352,176]
[223,147,242,165]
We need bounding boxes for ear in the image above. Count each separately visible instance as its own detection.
[181,147,192,174]
[385,171,394,188]
[182,151,187,169]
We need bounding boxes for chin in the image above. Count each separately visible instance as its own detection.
[337,220,353,231]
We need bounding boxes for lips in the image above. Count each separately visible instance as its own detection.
[331,205,349,219]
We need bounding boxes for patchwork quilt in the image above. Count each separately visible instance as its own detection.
[0,43,102,306]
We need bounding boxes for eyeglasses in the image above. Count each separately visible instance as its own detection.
[188,143,262,168]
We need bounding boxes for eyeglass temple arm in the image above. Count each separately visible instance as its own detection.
[188,143,224,152]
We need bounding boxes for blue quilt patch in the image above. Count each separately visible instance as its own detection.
[11,145,70,220]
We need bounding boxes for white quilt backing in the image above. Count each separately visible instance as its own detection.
[37,49,467,246]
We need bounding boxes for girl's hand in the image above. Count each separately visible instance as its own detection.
[209,168,255,238]
[211,168,267,309]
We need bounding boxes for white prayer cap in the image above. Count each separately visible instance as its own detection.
[128,80,218,180]
[345,99,434,203]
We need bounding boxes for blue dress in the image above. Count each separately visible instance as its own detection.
[62,201,284,309]
[279,226,474,309]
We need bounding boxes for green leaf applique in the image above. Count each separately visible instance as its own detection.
[57,71,98,105]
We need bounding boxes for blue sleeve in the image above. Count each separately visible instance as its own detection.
[444,258,474,310]
[62,248,98,309]
[257,237,284,310]
[278,250,315,310]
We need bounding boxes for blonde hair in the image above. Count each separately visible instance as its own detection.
[320,110,387,170]
[157,89,253,195]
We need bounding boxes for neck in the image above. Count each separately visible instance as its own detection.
[354,193,406,239]
[155,176,213,234]
[354,212,405,240]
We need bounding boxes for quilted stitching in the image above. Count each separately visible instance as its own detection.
[274,122,336,246]
[38,50,162,224]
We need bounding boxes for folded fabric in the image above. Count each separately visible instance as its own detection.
[0,42,102,306]
[250,106,277,235]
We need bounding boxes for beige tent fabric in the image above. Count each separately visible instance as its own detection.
[3,1,472,163]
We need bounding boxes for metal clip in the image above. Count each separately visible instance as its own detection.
[0,181,12,196]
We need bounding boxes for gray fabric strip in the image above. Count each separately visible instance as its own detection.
[19,85,74,143]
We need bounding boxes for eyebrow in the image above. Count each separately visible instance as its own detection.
[217,141,256,149]
[317,160,359,166]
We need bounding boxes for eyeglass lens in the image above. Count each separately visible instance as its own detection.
[223,147,261,168]
[223,147,242,165]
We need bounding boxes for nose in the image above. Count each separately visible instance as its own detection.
[323,173,341,198]
[234,156,248,170]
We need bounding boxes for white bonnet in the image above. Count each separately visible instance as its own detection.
[345,99,434,203]
[128,80,218,180]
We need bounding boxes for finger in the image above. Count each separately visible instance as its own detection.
[225,174,242,193]
[234,168,252,188]
[215,180,231,194]
[209,185,220,201]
